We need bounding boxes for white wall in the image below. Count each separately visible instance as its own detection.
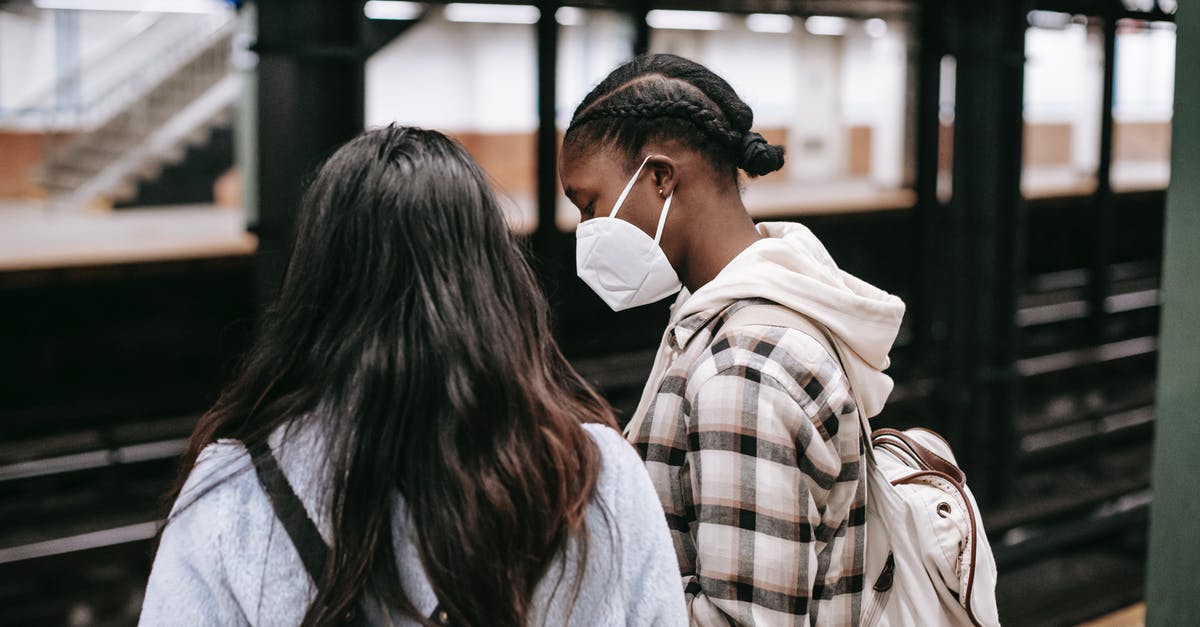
[0,11,60,111]
[1077,27,1105,173]
[557,10,632,127]
[1025,24,1094,123]
[366,19,533,132]
[1024,23,1105,174]
[842,23,908,187]
[691,27,800,129]
[1114,23,1176,121]
[0,8,914,184]
[1023,20,1176,173]
[366,14,915,184]
[368,12,634,133]
[649,18,909,184]
[366,20,474,130]
[783,33,844,181]
[650,23,845,181]
[3,7,1180,183]
[1024,21,1177,125]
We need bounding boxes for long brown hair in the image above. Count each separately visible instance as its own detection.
[165,126,616,626]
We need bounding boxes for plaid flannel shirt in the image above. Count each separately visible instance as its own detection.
[627,300,866,626]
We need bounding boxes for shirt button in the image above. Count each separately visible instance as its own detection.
[437,609,450,623]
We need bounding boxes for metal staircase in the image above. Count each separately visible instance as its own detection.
[2,10,239,208]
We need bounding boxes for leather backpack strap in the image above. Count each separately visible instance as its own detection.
[872,428,965,486]
[722,303,876,462]
[246,441,450,626]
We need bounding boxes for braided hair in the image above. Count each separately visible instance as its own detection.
[564,54,785,181]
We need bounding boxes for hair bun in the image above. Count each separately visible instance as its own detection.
[739,132,785,176]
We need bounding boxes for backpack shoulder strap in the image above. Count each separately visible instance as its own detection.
[246,441,450,626]
[723,303,839,363]
[248,440,329,584]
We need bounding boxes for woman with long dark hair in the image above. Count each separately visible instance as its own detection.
[560,54,906,625]
[139,126,687,626]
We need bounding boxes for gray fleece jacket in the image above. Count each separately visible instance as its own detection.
[139,422,687,626]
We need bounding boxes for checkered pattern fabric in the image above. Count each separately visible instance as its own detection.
[628,301,866,626]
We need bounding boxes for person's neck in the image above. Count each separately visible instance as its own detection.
[678,196,761,293]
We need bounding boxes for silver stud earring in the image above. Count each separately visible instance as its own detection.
[658,188,664,196]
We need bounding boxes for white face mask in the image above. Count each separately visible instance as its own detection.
[576,155,683,312]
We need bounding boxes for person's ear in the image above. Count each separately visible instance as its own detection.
[647,155,678,199]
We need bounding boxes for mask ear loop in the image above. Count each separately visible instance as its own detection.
[653,192,672,244]
[609,155,655,218]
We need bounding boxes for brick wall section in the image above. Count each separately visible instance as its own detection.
[0,132,72,198]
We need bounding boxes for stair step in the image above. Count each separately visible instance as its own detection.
[30,24,237,206]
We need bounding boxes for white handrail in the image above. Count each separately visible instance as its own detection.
[0,10,236,131]
[81,13,236,130]
[2,12,165,116]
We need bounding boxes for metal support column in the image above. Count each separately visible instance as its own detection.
[1088,7,1118,343]
[534,0,562,293]
[1145,2,1200,623]
[630,0,651,56]
[944,0,1029,505]
[234,4,259,229]
[253,0,367,305]
[911,0,948,399]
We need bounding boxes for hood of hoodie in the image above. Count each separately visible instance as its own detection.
[667,221,905,418]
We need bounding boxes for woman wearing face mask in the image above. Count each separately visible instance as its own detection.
[140,126,688,627]
[561,54,906,626]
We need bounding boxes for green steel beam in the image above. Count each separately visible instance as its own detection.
[1145,2,1200,624]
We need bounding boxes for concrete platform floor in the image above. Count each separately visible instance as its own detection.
[0,202,255,272]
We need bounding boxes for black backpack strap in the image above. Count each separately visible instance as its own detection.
[248,440,330,584]
[247,440,450,625]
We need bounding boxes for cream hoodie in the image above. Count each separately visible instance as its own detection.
[631,221,906,429]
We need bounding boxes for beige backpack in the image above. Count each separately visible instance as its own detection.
[727,304,1001,626]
